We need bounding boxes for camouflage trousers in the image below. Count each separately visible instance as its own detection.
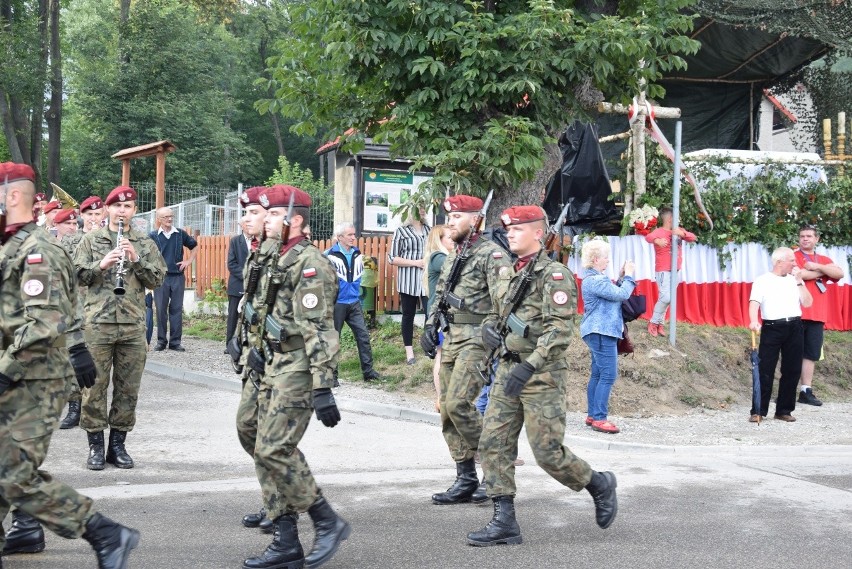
[235,371,280,513]
[254,368,319,519]
[439,346,486,462]
[81,323,147,432]
[66,376,81,403]
[481,366,593,496]
[0,378,94,548]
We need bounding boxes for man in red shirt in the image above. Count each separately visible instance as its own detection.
[793,225,843,406]
[644,206,697,337]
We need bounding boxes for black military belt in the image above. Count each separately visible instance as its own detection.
[448,313,485,325]
[501,351,522,363]
[267,335,305,353]
[763,316,801,324]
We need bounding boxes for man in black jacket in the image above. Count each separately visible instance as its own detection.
[226,220,251,353]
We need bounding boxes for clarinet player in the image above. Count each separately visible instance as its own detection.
[74,186,165,471]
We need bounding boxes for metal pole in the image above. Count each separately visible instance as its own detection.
[669,121,682,347]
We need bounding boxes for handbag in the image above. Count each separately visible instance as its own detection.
[621,293,647,323]
[617,323,634,356]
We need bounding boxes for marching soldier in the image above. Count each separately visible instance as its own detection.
[58,196,104,429]
[74,186,165,470]
[53,208,80,241]
[420,194,512,505]
[467,206,617,546]
[0,162,140,568]
[241,184,350,569]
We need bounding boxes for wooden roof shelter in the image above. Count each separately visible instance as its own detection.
[111,140,177,211]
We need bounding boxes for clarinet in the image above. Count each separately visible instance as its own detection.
[113,218,127,295]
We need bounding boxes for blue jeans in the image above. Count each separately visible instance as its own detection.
[583,333,619,421]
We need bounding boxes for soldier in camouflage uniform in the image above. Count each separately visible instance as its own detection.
[467,206,618,547]
[420,194,512,506]
[74,186,166,471]
[241,184,350,569]
[231,186,278,535]
[57,196,104,430]
[0,162,140,569]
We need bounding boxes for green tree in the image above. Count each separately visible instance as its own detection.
[260,0,699,212]
[266,155,334,240]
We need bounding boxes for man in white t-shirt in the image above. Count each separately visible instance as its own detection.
[748,247,813,423]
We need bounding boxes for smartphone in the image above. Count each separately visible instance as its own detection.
[815,279,827,294]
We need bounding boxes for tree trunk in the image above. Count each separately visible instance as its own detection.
[487,141,562,227]
[29,0,50,187]
[46,0,62,184]
[0,86,26,163]
[258,34,285,156]
[0,0,29,164]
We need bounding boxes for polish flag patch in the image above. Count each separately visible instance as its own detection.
[302,268,317,278]
[26,253,43,264]
[492,252,503,259]
[552,272,564,280]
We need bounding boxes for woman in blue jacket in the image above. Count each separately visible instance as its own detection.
[580,239,636,434]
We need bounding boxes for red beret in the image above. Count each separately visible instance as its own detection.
[79,196,104,212]
[54,208,78,224]
[500,206,547,227]
[42,201,61,214]
[443,195,483,213]
[259,184,312,209]
[105,186,137,206]
[0,162,36,183]
[34,193,47,203]
[239,186,267,207]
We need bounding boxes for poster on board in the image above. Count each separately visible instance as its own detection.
[363,169,432,233]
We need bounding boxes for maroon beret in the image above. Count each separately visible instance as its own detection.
[54,208,78,224]
[34,193,47,203]
[239,186,267,207]
[79,196,104,212]
[443,195,483,213]
[259,184,312,209]
[42,201,61,214]
[0,162,36,183]
[500,206,547,227]
[105,186,137,206]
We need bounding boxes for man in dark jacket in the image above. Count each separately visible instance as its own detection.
[325,222,380,381]
[225,221,251,353]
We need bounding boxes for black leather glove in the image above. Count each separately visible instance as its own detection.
[481,323,502,350]
[0,373,13,397]
[247,347,265,375]
[312,388,340,428]
[420,325,439,359]
[69,344,97,389]
[504,361,535,397]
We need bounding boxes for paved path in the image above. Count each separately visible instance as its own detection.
[4,367,851,569]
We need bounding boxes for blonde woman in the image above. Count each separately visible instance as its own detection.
[422,225,453,411]
[389,213,430,364]
[579,239,635,434]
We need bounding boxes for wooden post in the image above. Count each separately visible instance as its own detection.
[121,160,130,186]
[155,150,166,211]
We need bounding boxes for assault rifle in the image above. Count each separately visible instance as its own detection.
[478,201,571,382]
[431,190,494,333]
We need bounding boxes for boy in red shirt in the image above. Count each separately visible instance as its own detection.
[644,206,697,336]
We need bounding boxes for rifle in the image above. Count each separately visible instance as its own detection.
[227,235,264,373]
[478,201,572,382]
[431,190,494,333]
[280,190,296,243]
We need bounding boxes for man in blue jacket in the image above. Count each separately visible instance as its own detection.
[326,222,380,381]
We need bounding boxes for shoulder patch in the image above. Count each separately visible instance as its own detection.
[492,251,503,259]
[552,290,569,305]
[552,272,564,280]
[302,293,319,308]
[26,253,43,264]
[303,267,317,278]
[23,279,45,296]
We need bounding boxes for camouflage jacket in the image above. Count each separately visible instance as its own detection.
[238,237,281,366]
[264,239,339,391]
[0,222,84,381]
[61,232,87,324]
[484,249,578,372]
[429,237,512,354]
[74,225,166,325]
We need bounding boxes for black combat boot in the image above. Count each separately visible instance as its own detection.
[431,458,479,505]
[305,495,351,569]
[470,477,488,504]
[243,508,267,528]
[466,496,523,546]
[586,470,618,529]
[260,517,274,534]
[105,429,134,469]
[243,514,305,569]
[87,431,106,471]
[60,401,81,429]
[2,510,45,554]
[81,512,140,569]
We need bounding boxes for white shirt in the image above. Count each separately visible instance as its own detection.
[749,272,802,320]
[158,225,179,239]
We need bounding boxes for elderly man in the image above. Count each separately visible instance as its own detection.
[748,247,813,423]
[149,207,198,352]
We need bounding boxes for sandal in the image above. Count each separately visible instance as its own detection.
[591,420,620,434]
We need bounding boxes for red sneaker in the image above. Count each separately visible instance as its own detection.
[591,420,620,434]
[657,324,665,336]
[585,416,594,426]
[647,322,659,337]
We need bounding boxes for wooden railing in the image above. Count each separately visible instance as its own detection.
[185,234,401,313]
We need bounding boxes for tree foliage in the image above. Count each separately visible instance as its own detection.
[260,0,699,202]
[266,155,334,240]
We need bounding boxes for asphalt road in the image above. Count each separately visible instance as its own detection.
[4,370,851,569]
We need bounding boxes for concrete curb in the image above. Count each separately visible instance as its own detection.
[145,361,852,457]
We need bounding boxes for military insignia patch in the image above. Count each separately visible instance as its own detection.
[492,252,503,259]
[26,253,43,264]
[23,279,45,296]
[302,293,319,308]
[552,272,564,280]
[303,268,317,278]
[259,194,270,208]
[552,291,568,305]
[500,213,511,226]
